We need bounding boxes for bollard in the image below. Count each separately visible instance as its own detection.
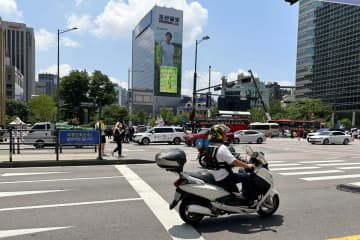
[17,136,20,154]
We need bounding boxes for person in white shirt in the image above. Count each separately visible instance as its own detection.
[207,124,255,205]
[161,32,175,66]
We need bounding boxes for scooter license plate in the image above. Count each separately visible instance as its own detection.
[169,191,182,209]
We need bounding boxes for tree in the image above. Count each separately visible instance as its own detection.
[102,104,129,125]
[30,95,56,122]
[59,70,90,122]
[132,110,148,125]
[284,99,332,122]
[269,100,285,120]
[88,70,117,108]
[5,99,30,123]
[159,108,176,125]
[250,107,266,122]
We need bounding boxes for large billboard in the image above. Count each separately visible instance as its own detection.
[154,9,183,97]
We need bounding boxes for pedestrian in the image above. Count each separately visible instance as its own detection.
[95,117,107,156]
[112,122,125,157]
[128,125,135,142]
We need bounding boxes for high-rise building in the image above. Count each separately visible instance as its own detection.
[37,73,57,96]
[296,0,360,126]
[6,65,24,100]
[132,6,183,116]
[2,21,35,102]
[0,18,5,127]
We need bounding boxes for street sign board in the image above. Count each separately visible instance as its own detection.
[59,130,100,145]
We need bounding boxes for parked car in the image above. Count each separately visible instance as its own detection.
[22,122,56,148]
[233,130,266,144]
[308,131,351,145]
[183,128,235,146]
[132,126,185,145]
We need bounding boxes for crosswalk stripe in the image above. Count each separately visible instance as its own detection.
[270,163,301,167]
[348,182,360,187]
[271,166,320,171]
[267,161,285,163]
[279,170,343,176]
[337,166,360,170]
[298,160,344,164]
[301,174,360,181]
[317,163,360,167]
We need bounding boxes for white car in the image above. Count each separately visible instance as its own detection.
[233,130,266,144]
[308,131,351,145]
[132,126,185,145]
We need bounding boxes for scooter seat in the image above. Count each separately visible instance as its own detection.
[188,171,217,184]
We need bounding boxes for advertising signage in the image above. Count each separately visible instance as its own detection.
[154,9,183,97]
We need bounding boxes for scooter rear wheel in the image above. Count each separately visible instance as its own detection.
[257,194,280,217]
[179,200,204,225]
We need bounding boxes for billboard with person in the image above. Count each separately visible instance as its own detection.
[154,9,183,97]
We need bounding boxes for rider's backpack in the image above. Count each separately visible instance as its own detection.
[202,146,232,173]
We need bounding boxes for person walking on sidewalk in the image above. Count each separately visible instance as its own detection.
[95,117,107,156]
[112,122,125,157]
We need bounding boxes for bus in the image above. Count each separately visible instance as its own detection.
[268,119,325,137]
[248,122,280,137]
[194,110,251,132]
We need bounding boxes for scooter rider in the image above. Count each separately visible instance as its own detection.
[207,124,255,205]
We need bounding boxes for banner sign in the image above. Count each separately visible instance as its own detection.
[59,130,100,145]
[320,0,360,6]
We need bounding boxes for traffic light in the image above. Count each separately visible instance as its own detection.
[285,0,299,5]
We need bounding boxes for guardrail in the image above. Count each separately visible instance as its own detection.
[0,128,101,162]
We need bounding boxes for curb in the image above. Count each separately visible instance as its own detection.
[0,159,155,168]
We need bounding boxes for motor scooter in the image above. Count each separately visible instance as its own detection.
[155,146,280,225]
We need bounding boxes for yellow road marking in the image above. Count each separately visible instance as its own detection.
[327,235,360,240]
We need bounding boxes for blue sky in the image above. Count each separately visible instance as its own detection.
[0,0,299,97]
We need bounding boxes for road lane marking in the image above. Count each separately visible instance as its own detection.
[317,163,360,167]
[0,198,142,212]
[115,165,205,240]
[326,234,360,240]
[270,163,301,167]
[267,161,285,163]
[0,176,123,184]
[301,174,360,181]
[337,166,360,170]
[0,227,72,239]
[279,170,343,176]
[298,160,345,164]
[1,172,68,177]
[271,166,320,171]
[0,190,68,198]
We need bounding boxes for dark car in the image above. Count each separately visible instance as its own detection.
[183,128,234,146]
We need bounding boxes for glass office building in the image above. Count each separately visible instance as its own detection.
[296,0,360,125]
[132,6,183,116]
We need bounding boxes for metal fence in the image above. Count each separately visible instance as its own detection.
[0,128,100,162]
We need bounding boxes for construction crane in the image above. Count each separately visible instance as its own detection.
[248,70,272,121]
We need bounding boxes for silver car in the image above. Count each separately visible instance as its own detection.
[308,131,351,145]
[233,130,266,144]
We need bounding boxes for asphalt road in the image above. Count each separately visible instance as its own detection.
[0,138,360,240]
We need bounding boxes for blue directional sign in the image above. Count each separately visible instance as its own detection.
[320,0,360,5]
[59,130,100,145]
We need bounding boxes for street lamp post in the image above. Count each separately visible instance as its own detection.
[57,27,78,123]
[191,35,210,132]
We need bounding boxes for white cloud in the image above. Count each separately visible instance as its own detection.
[66,14,93,33]
[109,76,128,89]
[0,0,22,19]
[38,64,73,78]
[75,0,84,7]
[76,0,208,46]
[62,37,80,48]
[35,29,56,51]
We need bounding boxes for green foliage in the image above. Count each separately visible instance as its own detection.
[88,70,117,106]
[132,110,148,125]
[30,94,56,122]
[5,98,31,123]
[102,104,129,125]
[250,107,266,122]
[284,99,332,122]
[159,108,176,125]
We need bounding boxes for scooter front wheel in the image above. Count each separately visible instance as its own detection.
[257,194,280,217]
[179,200,204,225]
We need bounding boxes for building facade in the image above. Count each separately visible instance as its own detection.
[296,0,360,126]
[0,18,5,127]
[132,6,183,116]
[2,21,35,102]
[37,73,57,96]
[5,65,24,100]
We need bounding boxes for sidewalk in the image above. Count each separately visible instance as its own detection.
[0,145,155,168]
